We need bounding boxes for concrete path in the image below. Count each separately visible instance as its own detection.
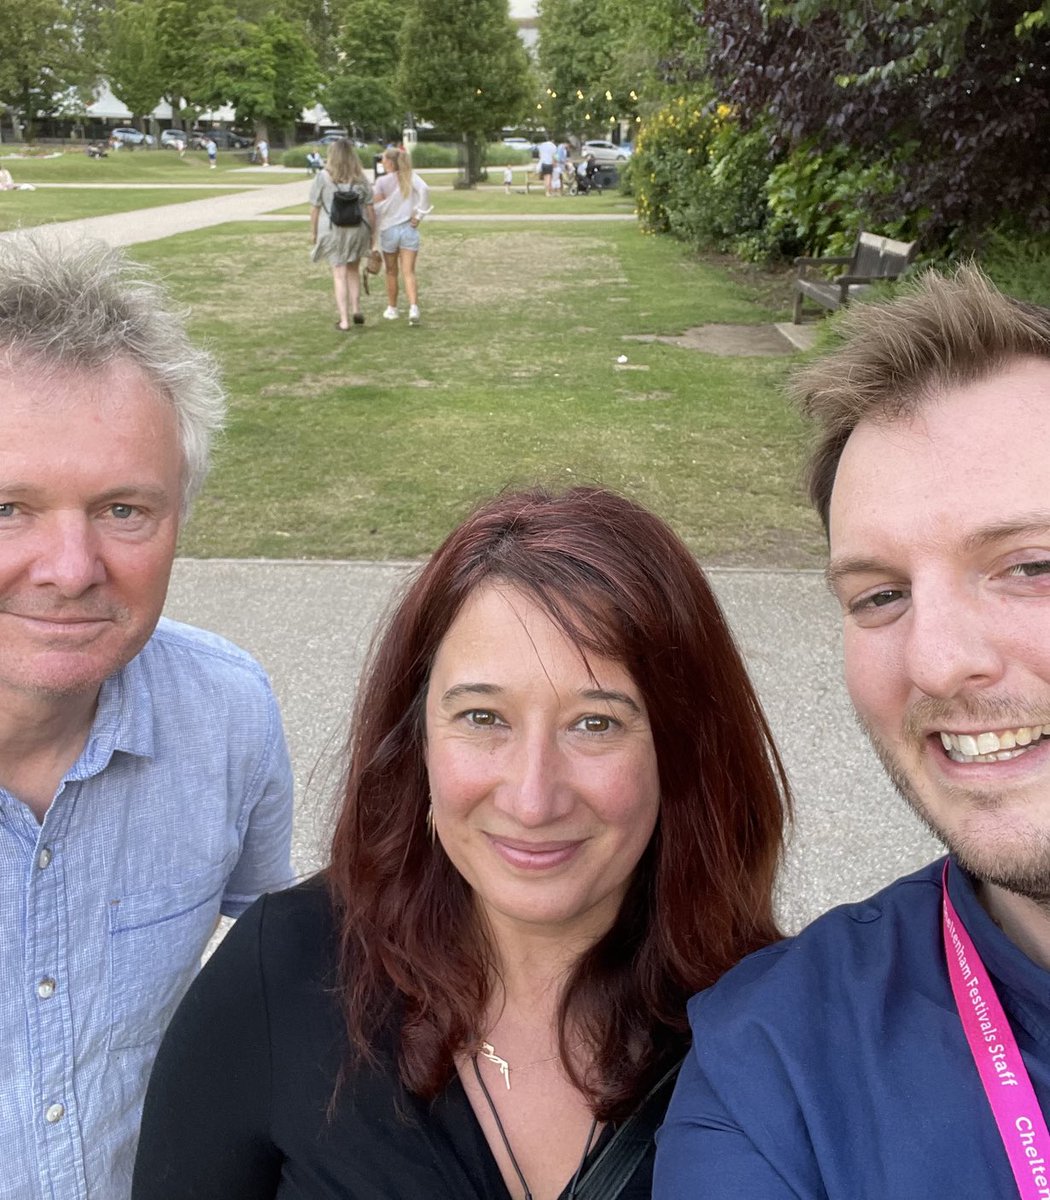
[7,175,312,248]
[164,559,939,935]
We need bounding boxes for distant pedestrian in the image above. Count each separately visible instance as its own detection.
[503,163,513,194]
[372,146,431,326]
[256,137,269,167]
[306,150,323,175]
[204,137,217,169]
[537,136,557,196]
[310,138,375,331]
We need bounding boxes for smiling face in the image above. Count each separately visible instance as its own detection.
[424,582,660,945]
[0,359,183,708]
[828,356,1050,897]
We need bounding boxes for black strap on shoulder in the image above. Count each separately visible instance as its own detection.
[571,1057,684,1200]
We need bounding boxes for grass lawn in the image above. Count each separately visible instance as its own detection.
[0,187,245,232]
[0,148,259,183]
[130,215,823,567]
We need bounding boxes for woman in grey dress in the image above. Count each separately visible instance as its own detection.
[310,139,375,331]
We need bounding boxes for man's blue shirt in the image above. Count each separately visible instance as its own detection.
[654,857,1050,1198]
[0,617,294,1200]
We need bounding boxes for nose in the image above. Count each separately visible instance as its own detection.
[27,514,107,597]
[493,728,575,828]
[902,581,1006,700]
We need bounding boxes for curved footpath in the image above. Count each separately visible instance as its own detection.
[3,168,927,927]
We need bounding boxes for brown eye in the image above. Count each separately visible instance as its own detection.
[466,710,497,726]
[580,715,612,733]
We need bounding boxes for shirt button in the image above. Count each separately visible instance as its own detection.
[37,848,52,869]
[37,978,56,999]
[45,1103,65,1123]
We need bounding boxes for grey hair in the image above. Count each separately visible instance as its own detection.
[0,232,225,517]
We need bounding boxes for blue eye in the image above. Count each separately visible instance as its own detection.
[110,504,137,519]
[0,503,15,518]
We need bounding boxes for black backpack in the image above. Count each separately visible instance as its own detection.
[328,183,363,227]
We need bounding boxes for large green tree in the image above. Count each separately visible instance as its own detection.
[322,0,404,137]
[176,4,322,137]
[537,0,633,137]
[398,0,530,183]
[105,0,166,126]
[0,0,82,139]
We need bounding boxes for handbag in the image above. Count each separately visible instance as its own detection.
[572,1056,684,1200]
[366,248,382,275]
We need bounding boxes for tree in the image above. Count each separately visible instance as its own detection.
[0,0,82,139]
[537,0,632,137]
[398,0,530,184]
[321,75,401,140]
[695,1,1050,246]
[323,0,405,138]
[105,0,166,126]
[181,5,323,137]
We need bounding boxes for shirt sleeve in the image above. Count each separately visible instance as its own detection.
[413,174,431,215]
[220,679,295,916]
[654,1041,809,1199]
[133,897,280,1198]
[308,170,324,207]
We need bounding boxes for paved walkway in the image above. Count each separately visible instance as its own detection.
[9,174,313,247]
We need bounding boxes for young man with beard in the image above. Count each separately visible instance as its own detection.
[654,266,1050,1198]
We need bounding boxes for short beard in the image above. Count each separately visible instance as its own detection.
[858,711,1050,905]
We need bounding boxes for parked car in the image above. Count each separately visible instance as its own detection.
[317,129,350,146]
[501,136,533,151]
[160,129,189,149]
[580,139,631,163]
[110,127,155,146]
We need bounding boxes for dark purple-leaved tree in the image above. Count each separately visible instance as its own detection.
[695,0,1050,247]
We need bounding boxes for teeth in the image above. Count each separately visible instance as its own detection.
[939,725,1047,761]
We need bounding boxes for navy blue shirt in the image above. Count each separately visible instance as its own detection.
[654,858,1050,1198]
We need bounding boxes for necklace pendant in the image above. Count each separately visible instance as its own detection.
[479,1041,512,1090]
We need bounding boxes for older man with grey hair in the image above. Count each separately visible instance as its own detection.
[0,234,294,1199]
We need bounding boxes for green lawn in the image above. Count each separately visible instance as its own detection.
[128,217,822,566]
[0,187,246,232]
[1,148,260,183]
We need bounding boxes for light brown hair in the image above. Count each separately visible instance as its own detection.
[326,138,365,186]
[792,264,1050,532]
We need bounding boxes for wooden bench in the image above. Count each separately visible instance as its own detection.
[792,232,917,323]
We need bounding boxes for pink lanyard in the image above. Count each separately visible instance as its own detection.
[942,863,1050,1198]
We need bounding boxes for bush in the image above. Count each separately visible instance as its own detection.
[632,100,789,263]
[281,145,381,169]
[765,143,915,259]
[980,229,1050,306]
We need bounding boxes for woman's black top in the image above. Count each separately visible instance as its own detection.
[131,877,659,1199]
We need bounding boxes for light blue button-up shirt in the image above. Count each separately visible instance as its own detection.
[0,617,295,1200]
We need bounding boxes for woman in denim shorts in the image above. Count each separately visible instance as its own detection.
[372,147,431,326]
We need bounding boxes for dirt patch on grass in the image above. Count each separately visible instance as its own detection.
[425,231,625,308]
[624,324,795,357]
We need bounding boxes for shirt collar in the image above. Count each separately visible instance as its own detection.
[947,856,1050,1040]
[66,651,156,780]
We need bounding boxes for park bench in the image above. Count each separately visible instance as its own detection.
[792,232,917,323]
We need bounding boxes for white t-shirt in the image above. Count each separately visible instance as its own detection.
[538,140,557,166]
[373,171,431,230]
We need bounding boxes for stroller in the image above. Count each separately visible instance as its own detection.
[574,155,603,195]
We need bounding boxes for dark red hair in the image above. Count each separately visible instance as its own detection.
[328,486,790,1119]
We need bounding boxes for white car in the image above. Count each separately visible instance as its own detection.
[501,136,534,150]
[580,139,631,163]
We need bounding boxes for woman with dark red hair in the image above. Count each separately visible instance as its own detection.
[134,486,790,1200]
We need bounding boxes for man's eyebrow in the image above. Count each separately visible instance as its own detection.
[826,518,1050,591]
[958,518,1050,555]
[824,558,890,592]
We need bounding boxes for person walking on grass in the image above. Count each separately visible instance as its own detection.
[372,146,431,326]
[310,139,376,332]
